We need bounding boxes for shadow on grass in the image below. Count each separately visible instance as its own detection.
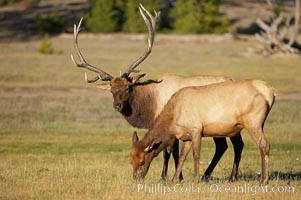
[207,171,301,183]
[269,171,301,181]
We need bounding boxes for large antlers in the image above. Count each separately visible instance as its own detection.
[122,4,160,78]
[71,4,160,83]
[71,18,113,82]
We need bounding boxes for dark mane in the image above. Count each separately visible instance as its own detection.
[123,84,158,129]
[134,79,163,86]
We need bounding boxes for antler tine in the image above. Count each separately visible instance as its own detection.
[140,3,160,42]
[122,4,160,77]
[84,72,102,83]
[71,17,113,82]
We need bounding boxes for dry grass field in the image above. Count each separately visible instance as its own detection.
[0,34,300,199]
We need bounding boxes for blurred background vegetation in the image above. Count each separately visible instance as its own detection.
[30,0,224,33]
[0,0,39,5]
[0,0,271,41]
[83,0,227,33]
[0,0,298,41]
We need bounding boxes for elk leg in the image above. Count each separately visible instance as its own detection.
[161,139,183,181]
[202,137,228,181]
[172,139,184,181]
[161,149,171,181]
[248,128,270,185]
[229,132,244,182]
[192,132,202,183]
[172,140,192,183]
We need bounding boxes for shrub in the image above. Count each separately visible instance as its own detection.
[39,35,62,55]
[123,0,161,33]
[83,0,228,34]
[171,0,228,34]
[36,11,67,34]
[85,0,126,33]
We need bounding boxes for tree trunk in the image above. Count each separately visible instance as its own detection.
[255,0,300,55]
[289,0,300,46]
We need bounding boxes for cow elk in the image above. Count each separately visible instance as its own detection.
[131,80,275,185]
[71,4,244,182]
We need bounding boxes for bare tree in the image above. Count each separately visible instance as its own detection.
[255,0,300,55]
[289,0,300,46]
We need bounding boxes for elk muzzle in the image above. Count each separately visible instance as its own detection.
[113,101,132,116]
[133,169,147,180]
[113,102,122,112]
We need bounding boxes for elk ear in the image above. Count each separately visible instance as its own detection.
[95,83,111,90]
[132,73,146,84]
[132,131,139,146]
[144,138,162,152]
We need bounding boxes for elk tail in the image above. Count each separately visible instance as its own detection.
[253,80,276,109]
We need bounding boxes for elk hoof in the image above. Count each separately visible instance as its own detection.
[160,176,167,182]
[228,176,237,182]
[172,177,180,184]
[179,173,184,182]
[201,175,210,182]
[260,179,269,186]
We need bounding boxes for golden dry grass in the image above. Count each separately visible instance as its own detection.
[0,34,300,199]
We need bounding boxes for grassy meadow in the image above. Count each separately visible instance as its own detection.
[0,34,301,199]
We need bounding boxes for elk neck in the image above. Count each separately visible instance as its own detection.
[141,129,174,157]
[122,83,158,129]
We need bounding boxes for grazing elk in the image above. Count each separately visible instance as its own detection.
[130,80,275,185]
[71,4,244,182]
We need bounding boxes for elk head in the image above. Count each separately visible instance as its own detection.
[130,131,162,180]
[71,4,160,114]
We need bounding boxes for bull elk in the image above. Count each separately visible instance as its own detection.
[71,4,244,181]
[130,80,275,185]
